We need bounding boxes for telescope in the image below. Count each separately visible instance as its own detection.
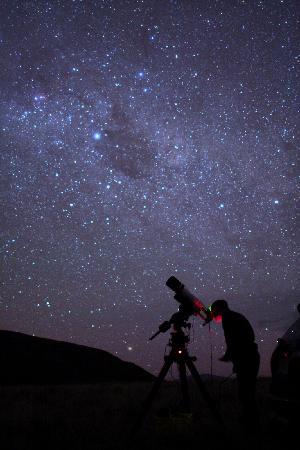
[149,276,212,340]
[131,276,223,437]
[166,276,211,321]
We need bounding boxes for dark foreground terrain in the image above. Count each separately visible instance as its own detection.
[0,377,292,450]
[0,330,155,384]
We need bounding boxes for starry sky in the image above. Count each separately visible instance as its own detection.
[0,0,299,377]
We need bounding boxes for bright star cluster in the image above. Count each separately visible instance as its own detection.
[0,0,299,376]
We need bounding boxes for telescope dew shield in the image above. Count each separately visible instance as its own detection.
[166,276,184,292]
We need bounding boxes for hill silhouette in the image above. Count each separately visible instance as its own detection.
[0,330,155,385]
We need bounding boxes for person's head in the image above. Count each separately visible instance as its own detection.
[210,299,229,319]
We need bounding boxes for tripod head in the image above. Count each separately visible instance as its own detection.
[149,305,191,341]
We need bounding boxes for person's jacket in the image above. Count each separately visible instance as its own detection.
[222,309,258,363]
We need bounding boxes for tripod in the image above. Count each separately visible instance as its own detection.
[131,317,223,436]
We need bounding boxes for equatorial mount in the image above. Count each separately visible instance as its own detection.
[149,306,192,341]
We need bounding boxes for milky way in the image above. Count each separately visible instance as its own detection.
[1,0,299,376]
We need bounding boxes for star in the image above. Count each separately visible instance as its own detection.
[0,0,298,379]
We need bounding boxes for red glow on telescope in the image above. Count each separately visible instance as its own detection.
[194,299,205,311]
[193,299,208,320]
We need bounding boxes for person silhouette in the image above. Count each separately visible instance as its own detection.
[210,299,260,429]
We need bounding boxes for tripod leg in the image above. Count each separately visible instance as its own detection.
[177,359,191,413]
[185,357,223,423]
[130,356,173,437]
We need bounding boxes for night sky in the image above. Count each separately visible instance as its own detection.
[1,0,299,377]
